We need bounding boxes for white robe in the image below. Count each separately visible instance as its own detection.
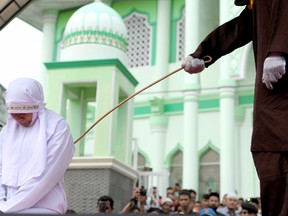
[0,109,75,214]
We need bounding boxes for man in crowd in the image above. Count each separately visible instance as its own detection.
[216,192,239,216]
[240,202,258,216]
[96,195,114,214]
[175,189,200,215]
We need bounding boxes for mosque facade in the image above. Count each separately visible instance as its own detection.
[17,0,258,211]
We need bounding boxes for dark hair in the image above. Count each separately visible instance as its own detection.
[246,197,259,205]
[130,206,140,213]
[209,192,220,199]
[189,189,197,195]
[179,189,191,198]
[97,195,114,209]
[147,207,162,214]
[66,209,76,214]
[202,193,210,199]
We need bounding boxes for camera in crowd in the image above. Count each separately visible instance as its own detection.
[98,201,108,213]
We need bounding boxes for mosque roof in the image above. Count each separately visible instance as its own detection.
[63,1,127,53]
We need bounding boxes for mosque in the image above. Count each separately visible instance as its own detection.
[2,0,257,213]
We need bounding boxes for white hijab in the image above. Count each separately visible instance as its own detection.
[2,78,47,187]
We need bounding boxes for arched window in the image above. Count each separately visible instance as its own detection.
[170,151,183,186]
[199,149,220,197]
[124,12,152,68]
[137,152,146,171]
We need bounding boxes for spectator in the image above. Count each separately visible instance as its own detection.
[217,192,239,216]
[240,202,258,216]
[96,195,114,214]
[194,201,202,213]
[121,187,149,213]
[147,186,160,207]
[199,207,217,216]
[201,194,210,209]
[189,189,197,202]
[245,197,261,216]
[175,189,200,215]
[174,183,182,200]
[208,192,224,216]
[161,198,174,214]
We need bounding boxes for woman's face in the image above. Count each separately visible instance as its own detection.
[11,113,33,127]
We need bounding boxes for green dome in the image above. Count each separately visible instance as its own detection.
[63,2,127,52]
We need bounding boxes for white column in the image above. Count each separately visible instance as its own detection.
[184,0,201,88]
[154,0,171,97]
[219,0,232,25]
[149,115,168,197]
[234,107,245,195]
[219,87,236,197]
[182,0,201,191]
[148,96,168,173]
[41,9,58,92]
[218,0,237,197]
[234,121,242,194]
[182,91,199,191]
[149,114,168,172]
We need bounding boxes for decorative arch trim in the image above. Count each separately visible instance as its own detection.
[137,146,151,167]
[199,140,220,159]
[163,143,183,168]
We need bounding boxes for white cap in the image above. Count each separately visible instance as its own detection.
[226,192,239,199]
[162,197,173,205]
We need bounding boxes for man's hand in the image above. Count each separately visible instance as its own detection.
[181,55,205,74]
[262,56,286,90]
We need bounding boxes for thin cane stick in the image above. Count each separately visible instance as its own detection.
[74,55,212,144]
[74,67,183,144]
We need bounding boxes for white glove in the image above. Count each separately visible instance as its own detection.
[181,55,205,74]
[262,56,286,90]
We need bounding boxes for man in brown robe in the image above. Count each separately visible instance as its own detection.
[181,1,288,216]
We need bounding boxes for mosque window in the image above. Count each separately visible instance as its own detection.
[176,8,185,62]
[199,149,220,198]
[124,13,152,68]
[170,151,183,187]
[137,153,146,171]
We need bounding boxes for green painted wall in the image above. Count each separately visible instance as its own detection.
[54,9,77,61]
[134,94,254,116]
[45,59,136,164]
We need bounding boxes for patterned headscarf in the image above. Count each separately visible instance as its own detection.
[5,78,44,114]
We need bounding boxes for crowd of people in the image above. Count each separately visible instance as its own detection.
[94,183,261,216]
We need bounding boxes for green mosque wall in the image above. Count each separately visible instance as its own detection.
[170,0,184,63]
[54,9,77,61]
[134,94,254,116]
[112,0,157,23]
